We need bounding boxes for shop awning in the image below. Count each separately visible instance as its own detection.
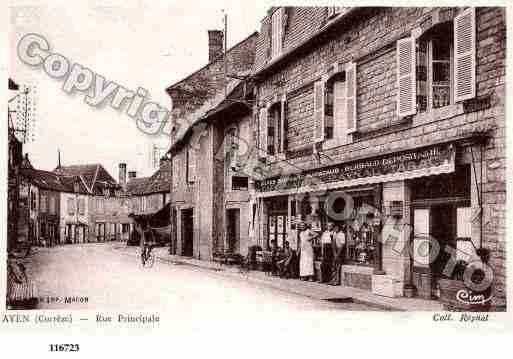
[255,143,456,198]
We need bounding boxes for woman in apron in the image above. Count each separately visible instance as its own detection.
[298,222,316,281]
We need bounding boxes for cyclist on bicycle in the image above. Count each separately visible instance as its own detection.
[141,223,156,265]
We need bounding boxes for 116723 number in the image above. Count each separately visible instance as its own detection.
[49,344,80,352]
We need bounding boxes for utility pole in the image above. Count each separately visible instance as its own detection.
[223,11,228,98]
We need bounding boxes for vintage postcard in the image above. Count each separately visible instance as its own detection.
[1,0,512,354]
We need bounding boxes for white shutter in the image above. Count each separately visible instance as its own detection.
[313,80,325,142]
[346,62,357,133]
[187,146,196,182]
[396,37,417,117]
[259,108,268,157]
[334,80,347,144]
[454,8,476,102]
[271,8,283,58]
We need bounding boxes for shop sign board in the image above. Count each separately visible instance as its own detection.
[256,143,455,193]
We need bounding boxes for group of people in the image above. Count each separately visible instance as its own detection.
[297,221,346,285]
[270,221,346,285]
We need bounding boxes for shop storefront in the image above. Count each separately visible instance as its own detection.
[253,139,484,298]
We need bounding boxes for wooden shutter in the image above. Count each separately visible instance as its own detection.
[258,108,268,157]
[454,8,476,102]
[187,146,196,182]
[397,37,417,117]
[334,80,347,143]
[271,8,283,58]
[313,81,325,142]
[346,62,357,133]
[280,99,287,152]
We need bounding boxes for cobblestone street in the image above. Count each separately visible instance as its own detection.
[24,243,375,312]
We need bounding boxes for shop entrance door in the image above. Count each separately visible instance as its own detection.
[412,204,460,299]
[181,209,194,257]
[268,212,287,248]
[226,209,240,254]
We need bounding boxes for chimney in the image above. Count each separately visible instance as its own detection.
[119,163,127,189]
[208,30,224,63]
[128,171,137,180]
[159,155,170,168]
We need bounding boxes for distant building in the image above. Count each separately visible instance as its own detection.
[54,163,130,243]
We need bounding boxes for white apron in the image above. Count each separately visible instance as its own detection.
[299,230,314,277]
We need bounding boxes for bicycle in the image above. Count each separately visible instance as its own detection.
[141,244,155,268]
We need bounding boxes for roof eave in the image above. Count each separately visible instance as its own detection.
[254,7,360,79]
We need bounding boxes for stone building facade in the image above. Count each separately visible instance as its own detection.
[249,7,505,307]
[167,31,258,260]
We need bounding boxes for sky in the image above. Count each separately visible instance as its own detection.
[7,0,272,178]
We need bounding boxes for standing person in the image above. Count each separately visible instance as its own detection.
[320,222,334,283]
[286,223,299,277]
[298,222,316,281]
[330,224,346,285]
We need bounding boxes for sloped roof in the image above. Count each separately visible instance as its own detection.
[166,32,258,153]
[20,168,89,194]
[144,159,171,194]
[126,177,150,195]
[54,163,118,194]
[126,159,171,196]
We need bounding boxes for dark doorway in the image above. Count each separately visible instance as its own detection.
[430,204,457,281]
[181,209,194,257]
[226,209,240,253]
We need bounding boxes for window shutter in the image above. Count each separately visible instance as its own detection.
[313,80,325,142]
[346,62,357,133]
[259,108,268,157]
[280,99,287,152]
[454,8,476,102]
[187,146,196,182]
[334,80,347,143]
[271,8,283,58]
[396,37,416,117]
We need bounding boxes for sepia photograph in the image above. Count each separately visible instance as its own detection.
[4,1,508,323]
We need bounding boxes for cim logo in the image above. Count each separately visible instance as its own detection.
[456,289,492,305]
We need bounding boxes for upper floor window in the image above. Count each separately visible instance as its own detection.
[271,7,284,59]
[40,194,46,213]
[259,98,287,158]
[30,191,37,211]
[226,127,239,171]
[232,176,249,191]
[416,23,453,112]
[313,63,357,144]
[186,146,196,183]
[67,198,75,215]
[73,182,80,193]
[78,198,85,215]
[49,196,56,215]
[97,198,104,213]
[397,8,476,118]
